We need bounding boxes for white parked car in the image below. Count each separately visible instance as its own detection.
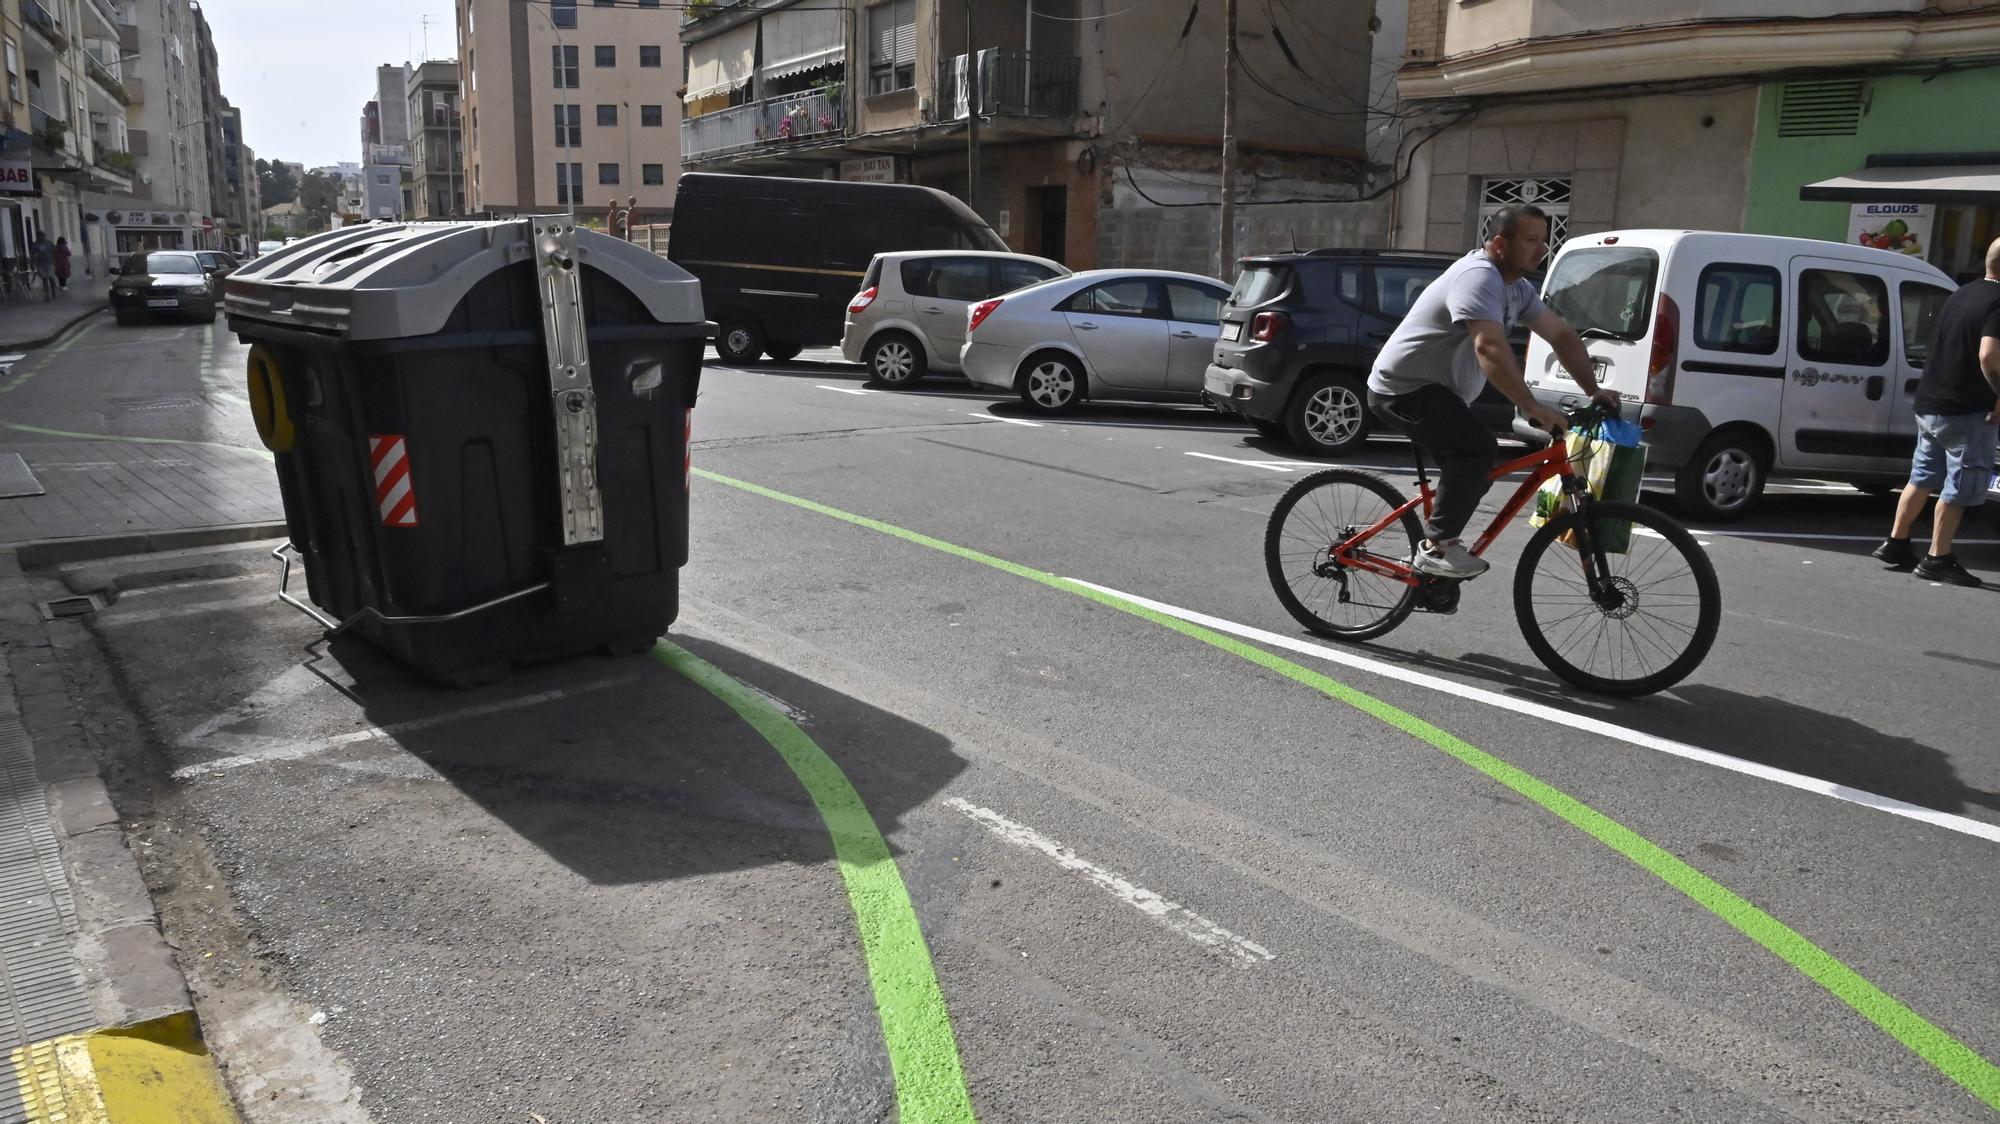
[958,269,1233,414]
[841,250,1067,387]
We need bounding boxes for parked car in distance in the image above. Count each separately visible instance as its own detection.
[108,251,218,325]
[1203,249,1523,456]
[195,250,239,279]
[842,250,1068,387]
[1518,229,1955,520]
[255,240,283,257]
[668,173,1007,365]
[960,269,1233,414]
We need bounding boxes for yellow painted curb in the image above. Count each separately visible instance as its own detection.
[11,1012,240,1123]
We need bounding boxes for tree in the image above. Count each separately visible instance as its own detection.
[297,170,340,232]
[257,158,298,207]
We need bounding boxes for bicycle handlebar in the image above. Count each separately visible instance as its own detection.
[1525,399,1621,435]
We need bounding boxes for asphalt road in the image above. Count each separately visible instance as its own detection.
[26,327,2000,1122]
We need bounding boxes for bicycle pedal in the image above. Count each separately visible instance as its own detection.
[1414,578,1461,615]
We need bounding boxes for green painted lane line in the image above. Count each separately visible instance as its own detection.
[0,315,100,396]
[653,640,977,1124]
[690,466,2000,1113]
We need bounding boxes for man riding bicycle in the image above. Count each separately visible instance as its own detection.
[1366,203,1619,579]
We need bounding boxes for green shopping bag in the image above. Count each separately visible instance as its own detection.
[1528,431,1645,553]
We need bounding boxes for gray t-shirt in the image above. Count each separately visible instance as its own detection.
[1367,249,1545,403]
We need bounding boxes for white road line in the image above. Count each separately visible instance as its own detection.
[1184,451,1299,473]
[963,412,1043,427]
[815,384,872,396]
[1686,529,2000,545]
[1067,579,2000,846]
[944,797,1274,967]
[172,674,639,780]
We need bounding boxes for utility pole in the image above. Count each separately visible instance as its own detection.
[966,0,980,212]
[1218,0,1238,280]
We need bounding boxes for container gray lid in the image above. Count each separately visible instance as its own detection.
[224,217,702,341]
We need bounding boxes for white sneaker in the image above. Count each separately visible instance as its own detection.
[1412,539,1490,579]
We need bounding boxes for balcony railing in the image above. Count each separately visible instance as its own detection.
[24,0,68,50]
[681,89,844,163]
[84,53,128,103]
[939,49,1079,120]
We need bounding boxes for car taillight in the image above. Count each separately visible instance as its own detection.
[1645,293,1680,407]
[1250,311,1290,342]
[968,298,1003,333]
[847,286,877,314]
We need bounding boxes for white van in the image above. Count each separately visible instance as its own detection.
[1519,230,1956,520]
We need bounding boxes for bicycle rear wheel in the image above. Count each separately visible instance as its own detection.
[1514,501,1720,697]
[1265,468,1422,641]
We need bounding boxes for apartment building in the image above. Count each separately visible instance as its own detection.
[1394,0,2000,280]
[78,0,215,253]
[677,0,1379,273]
[406,59,464,219]
[456,0,684,219]
[361,63,414,220]
[190,5,240,250]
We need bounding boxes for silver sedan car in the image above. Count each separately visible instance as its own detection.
[959,269,1232,414]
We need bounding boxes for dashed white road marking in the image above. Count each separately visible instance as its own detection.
[944,797,1274,967]
[1067,579,2000,846]
[962,412,1043,427]
[815,384,873,396]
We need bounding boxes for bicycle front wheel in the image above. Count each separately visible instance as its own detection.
[1264,468,1422,641]
[1514,502,1720,697]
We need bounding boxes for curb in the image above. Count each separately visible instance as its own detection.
[10,1012,239,1122]
[0,303,108,354]
[12,522,290,569]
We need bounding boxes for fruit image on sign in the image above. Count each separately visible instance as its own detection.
[1846,203,1934,258]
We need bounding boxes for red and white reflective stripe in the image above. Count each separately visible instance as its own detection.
[369,434,418,527]
[683,408,693,491]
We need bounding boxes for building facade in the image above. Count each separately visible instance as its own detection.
[456,0,684,220]
[1394,0,2000,281]
[676,0,1381,274]
[406,58,462,219]
[81,0,215,253]
[360,63,413,220]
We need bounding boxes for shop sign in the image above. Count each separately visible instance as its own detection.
[840,157,897,184]
[0,161,34,194]
[149,211,171,226]
[1846,202,1933,257]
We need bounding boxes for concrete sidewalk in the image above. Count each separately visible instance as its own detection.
[0,278,111,352]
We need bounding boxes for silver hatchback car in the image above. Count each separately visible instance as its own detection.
[842,250,1067,387]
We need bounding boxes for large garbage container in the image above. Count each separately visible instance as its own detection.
[226,217,708,684]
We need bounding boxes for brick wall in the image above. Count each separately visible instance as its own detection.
[1403,0,1448,65]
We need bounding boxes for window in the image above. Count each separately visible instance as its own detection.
[639,0,661,6]
[1336,266,1362,303]
[3,39,17,104]
[1063,279,1157,317]
[1478,176,1572,255]
[640,45,661,68]
[868,0,916,95]
[1899,281,1952,368]
[555,162,583,204]
[1167,281,1225,324]
[643,163,664,186]
[554,103,581,146]
[1543,247,1659,341]
[1230,265,1291,308]
[594,0,614,5]
[599,162,619,185]
[552,0,576,28]
[1372,265,1445,319]
[552,45,579,89]
[901,257,991,300]
[1798,269,1889,367]
[594,45,615,68]
[1693,264,1780,355]
[375,172,390,184]
[596,103,617,126]
[997,260,1059,292]
[640,104,662,127]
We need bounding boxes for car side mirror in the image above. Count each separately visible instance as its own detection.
[106,265,119,275]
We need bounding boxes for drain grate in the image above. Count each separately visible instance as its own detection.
[35,596,99,622]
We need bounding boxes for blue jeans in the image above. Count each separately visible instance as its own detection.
[1910,412,1997,507]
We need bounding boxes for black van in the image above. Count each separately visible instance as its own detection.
[667,173,1007,364]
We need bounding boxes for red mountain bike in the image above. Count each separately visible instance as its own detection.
[1263,403,1720,697]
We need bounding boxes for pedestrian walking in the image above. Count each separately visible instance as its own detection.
[52,237,70,291]
[1872,236,2000,587]
[29,232,55,302]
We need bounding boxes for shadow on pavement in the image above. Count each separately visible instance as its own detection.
[330,632,967,886]
[1365,647,2000,821]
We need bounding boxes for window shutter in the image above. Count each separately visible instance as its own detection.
[870,0,915,68]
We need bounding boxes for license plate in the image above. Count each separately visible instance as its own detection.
[146,299,178,308]
[1221,322,1241,342]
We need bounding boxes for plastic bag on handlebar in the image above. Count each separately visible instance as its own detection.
[1527,429,1645,553]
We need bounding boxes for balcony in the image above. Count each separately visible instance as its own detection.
[85,54,128,104]
[24,0,68,51]
[938,49,1079,121]
[681,88,844,164]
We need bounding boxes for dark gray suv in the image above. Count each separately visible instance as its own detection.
[1204,249,1516,455]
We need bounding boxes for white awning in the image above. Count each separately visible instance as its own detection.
[685,23,757,101]
[761,4,846,83]
[1801,162,2000,205]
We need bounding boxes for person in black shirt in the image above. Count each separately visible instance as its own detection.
[1872,237,2000,587]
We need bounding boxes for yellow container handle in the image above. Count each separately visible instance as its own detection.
[245,344,296,453]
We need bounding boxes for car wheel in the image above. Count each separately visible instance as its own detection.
[1018,353,1084,415]
[864,333,927,388]
[1674,430,1767,522]
[1285,371,1370,456]
[715,315,764,365]
[1250,417,1287,441]
[765,340,803,362]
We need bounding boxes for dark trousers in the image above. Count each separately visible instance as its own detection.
[1368,385,1498,543]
